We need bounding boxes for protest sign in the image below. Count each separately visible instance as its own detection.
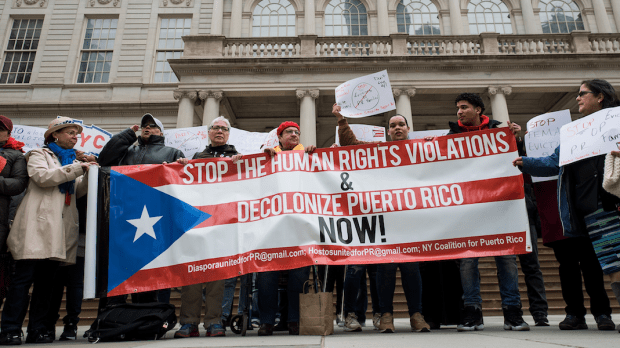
[335,124,386,145]
[335,70,396,118]
[262,128,279,149]
[229,127,270,155]
[92,128,530,296]
[75,124,112,156]
[408,129,449,140]
[11,125,46,152]
[559,106,620,166]
[164,126,211,159]
[525,110,572,182]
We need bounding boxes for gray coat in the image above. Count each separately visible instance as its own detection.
[98,128,185,166]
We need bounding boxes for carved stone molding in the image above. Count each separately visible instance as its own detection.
[198,90,223,101]
[173,89,198,102]
[15,0,46,8]
[89,0,120,7]
[296,89,319,100]
[392,88,416,98]
[162,0,192,7]
[488,86,512,96]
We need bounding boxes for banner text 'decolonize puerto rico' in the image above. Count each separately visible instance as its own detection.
[106,128,530,296]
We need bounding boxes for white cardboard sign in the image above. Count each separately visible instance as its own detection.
[525,110,572,182]
[335,124,386,145]
[335,70,396,118]
[11,125,46,153]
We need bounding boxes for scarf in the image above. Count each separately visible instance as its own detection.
[47,142,77,195]
[274,144,304,152]
[458,115,491,132]
[1,137,25,153]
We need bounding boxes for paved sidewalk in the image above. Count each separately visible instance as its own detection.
[41,315,618,348]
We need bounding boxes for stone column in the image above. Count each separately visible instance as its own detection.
[377,0,390,36]
[592,0,612,33]
[304,0,316,35]
[520,0,539,34]
[174,90,198,128]
[448,0,463,35]
[211,0,224,35]
[199,90,224,127]
[488,86,512,125]
[392,88,415,129]
[297,89,319,147]
[612,0,620,33]
[229,0,243,37]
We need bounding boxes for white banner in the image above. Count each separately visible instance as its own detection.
[525,110,572,182]
[75,124,112,156]
[11,125,46,153]
[335,124,386,145]
[408,129,449,140]
[335,70,396,118]
[559,105,620,166]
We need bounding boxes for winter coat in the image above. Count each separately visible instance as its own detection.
[337,119,376,146]
[0,145,28,252]
[8,148,88,263]
[447,117,502,134]
[98,128,184,166]
[193,144,239,159]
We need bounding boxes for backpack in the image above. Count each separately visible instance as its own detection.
[86,302,177,343]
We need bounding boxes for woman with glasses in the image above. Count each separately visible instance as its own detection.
[514,79,620,332]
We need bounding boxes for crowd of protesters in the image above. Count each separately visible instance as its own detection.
[0,79,619,344]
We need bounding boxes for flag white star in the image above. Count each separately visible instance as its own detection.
[128,206,163,242]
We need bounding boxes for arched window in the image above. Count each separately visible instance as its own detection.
[397,0,440,35]
[325,0,368,36]
[252,0,296,37]
[538,0,584,33]
[467,0,512,34]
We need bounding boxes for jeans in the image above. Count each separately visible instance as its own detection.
[517,226,548,317]
[317,265,344,317]
[343,265,380,321]
[46,257,85,329]
[221,274,255,322]
[460,255,521,308]
[1,259,60,333]
[257,267,309,325]
[377,263,422,316]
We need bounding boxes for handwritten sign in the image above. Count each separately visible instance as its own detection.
[163,126,210,159]
[525,110,571,182]
[408,129,449,140]
[11,125,46,153]
[559,106,620,166]
[262,128,279,149]
[229,127,271,155]
[75,125,112,156]
[335,124,386,145]
[335,70,396,118]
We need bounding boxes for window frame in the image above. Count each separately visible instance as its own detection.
[1,17,44,85]
[152,16,192,84]
[76,17,119,84]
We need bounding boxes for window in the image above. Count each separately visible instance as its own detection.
[397,0,440,35]
[77,18,117,83]
[539,0,584,33]
[325,0,368,36]
[252,0,295,37]
[467,0,512,34]
[154,18,191,83]
[1,19,43,84]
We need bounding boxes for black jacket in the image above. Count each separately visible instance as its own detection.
[0,145,28,252]
[447,118,502,135]
[193,144,239,159]
[98,128,185,166]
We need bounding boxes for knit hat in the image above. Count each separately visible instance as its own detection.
[141,113,164,132]
[0,115,12,132]
[277,121,300,136]
[44,116,83,144]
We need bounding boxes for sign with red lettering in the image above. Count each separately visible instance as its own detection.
[525,109,572,182]
[75,124,112,156]
[335,70,396,118]
[559,106,620,166]
[102,128,531,295]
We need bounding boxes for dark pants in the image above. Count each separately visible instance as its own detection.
[256,267,309,325]
[517,225,548,317]
[377,262,422,316]
[343,265,380,321]
[99,290,158,312]
[318,265,344,317]
[550,236,612,317]
[1,259,60,333]
[46,257,85,329]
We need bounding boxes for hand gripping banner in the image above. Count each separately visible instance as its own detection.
[92,128,530,297]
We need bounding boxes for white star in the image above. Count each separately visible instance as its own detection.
[128,206,163,242]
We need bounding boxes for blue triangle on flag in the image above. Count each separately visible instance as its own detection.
[108,169,211,293]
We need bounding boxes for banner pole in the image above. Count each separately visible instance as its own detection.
[84,165,99,299]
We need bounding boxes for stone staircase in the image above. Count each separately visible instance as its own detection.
[15,241,620,326]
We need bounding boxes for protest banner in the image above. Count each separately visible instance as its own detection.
[335,124,386,145]
[525,110,572,182]
[408,129,449,140]
[559,105,620,166]
[75,124,112,156]
[90,128,530,297]
[11,125,46,152]
[335,70,396,118]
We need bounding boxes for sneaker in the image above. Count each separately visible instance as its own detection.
[251,319,260,328]
[457,306,484,332]
[410,312,431,332]
[372,313,381,330]
[288,322,299,335]
[559,314,588,330]
[336,315,345,327]
[533,313,549,327]
[344,313,362,332]
[503,306,530,331]
[59,324,77,341]
[258,323,273,336]
[207,323,225,337]
[0,330,22,345]
[174,323,199,338]
[378,313,395,333]
[595,314,615,331]
[25,330,53,344]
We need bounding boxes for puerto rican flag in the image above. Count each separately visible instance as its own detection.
[104,128,530,296]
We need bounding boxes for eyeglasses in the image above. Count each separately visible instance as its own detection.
[60,130,79,136]
[142,123,159,129]
[210,126,230,132]
[283,129,300,135]
[577,91,595,98]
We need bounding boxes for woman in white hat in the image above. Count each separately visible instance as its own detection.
[0,117,96,345]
